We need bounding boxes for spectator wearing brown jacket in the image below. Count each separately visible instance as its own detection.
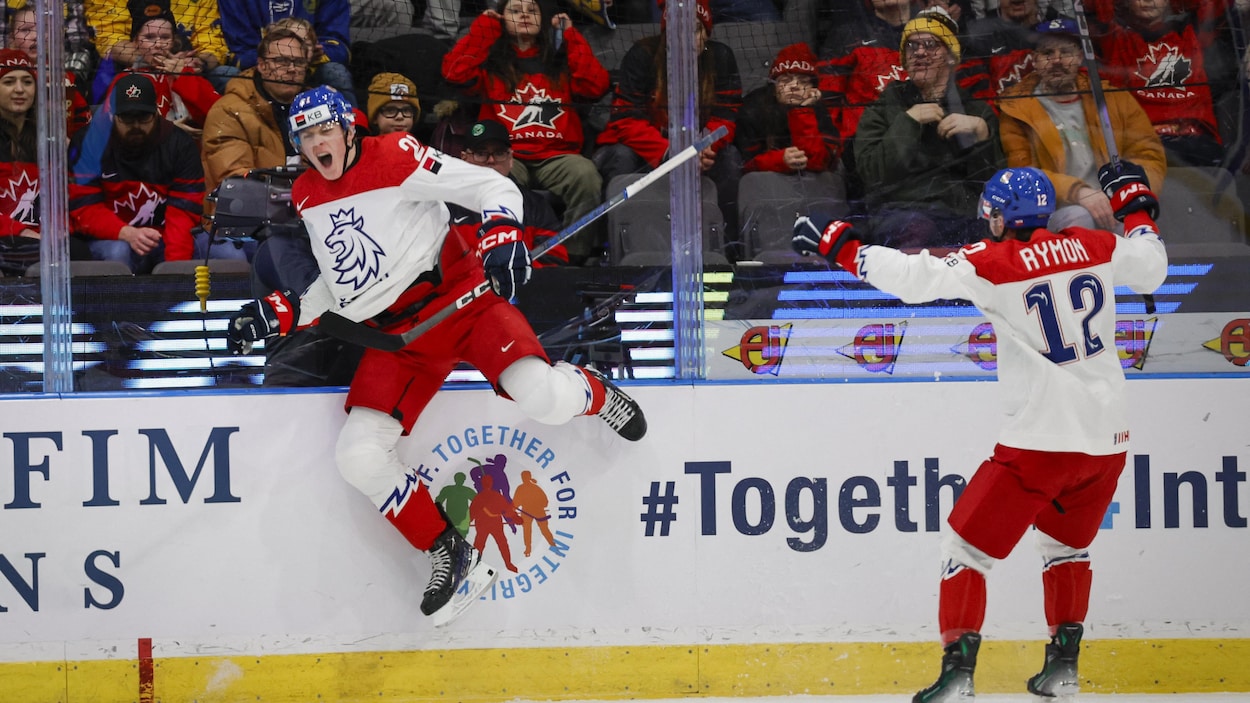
[201,28,309,192]
[997,18,1164,230]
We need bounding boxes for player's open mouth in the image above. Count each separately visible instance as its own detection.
[317,153,333,167]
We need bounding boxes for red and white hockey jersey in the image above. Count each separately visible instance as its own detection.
[291,132,524,325]
[845,212,1167,455]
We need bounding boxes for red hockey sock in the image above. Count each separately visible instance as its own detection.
[939,567,987,645]
[384,481,447,551]
[1043,561,1092,634]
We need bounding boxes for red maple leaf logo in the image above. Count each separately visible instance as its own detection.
[496,82,565,131]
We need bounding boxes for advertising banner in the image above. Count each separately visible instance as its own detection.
[1,379,1247,663]
[706,314,1250,380]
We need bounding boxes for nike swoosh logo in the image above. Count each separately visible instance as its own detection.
[991,46,1007,54]
[501,340,515,352]
[297,196,309,209]
[102,172,118,178]
[860,39,876,46]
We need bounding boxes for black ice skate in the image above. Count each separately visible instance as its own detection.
[913,632,980,703]
[420,524,498,627]
[1027,623,1083,698]
[585,366,647,441]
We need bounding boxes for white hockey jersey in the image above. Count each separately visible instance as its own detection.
[848,214,1167,455]
[290,132,525,325]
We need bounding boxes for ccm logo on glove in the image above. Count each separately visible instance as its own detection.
[478,227,522,253]
[264,290,296,332]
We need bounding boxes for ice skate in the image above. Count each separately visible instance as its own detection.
[1027,623,1083,698]
[913,632,980,703]
[584,366,647,441]
[420,524,498,627]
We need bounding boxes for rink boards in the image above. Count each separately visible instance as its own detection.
[1,378,1247,701]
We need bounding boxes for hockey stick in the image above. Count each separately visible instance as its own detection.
[1072,2,1120,170]
[1072,2,1156,313]
[319,126,729,351]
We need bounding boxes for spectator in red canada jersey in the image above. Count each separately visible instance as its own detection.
[818,0,911,145]
[443,0,609,263]
[594,0,744,249]
[816,0,912,210]
[1097,0,1225,167]
[0,50,40,276]
[736,43,841,174]
[69,74,228,273]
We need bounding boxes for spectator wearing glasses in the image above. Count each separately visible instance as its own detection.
[443,0,609,263]
[366,72,421,137]
[853,8,1003,249]
[217,0,355,105]
[202,28,311,192]
[451,119,569,266]
[69,74,224,273]
[997,18,1164,231]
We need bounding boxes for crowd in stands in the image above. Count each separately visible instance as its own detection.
[0,0,1247,275]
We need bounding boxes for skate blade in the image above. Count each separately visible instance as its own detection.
[431,561,499,628]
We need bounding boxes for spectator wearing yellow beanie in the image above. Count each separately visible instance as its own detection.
[899,7,961,64]
[366,73,421,136]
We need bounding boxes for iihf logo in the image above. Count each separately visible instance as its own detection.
[325,208,385,291]
[415,425,579,603]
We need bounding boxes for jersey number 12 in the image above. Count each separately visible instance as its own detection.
[1024,273,1107,364]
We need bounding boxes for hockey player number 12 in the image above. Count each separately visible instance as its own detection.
[1024,273,1107,364]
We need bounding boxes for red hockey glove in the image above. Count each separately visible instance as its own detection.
[1098,160,1159,221]
[227,289,298,355]
[477,217,531,301]
[792,216,862,270]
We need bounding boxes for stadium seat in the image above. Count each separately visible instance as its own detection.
[151,259,253,275]
[24,261,133,277]
[606,174,729,265]
[1155,166,1250,257]
[738,169,848,263]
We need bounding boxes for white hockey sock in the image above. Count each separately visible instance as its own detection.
[499,357,593,425]
[336,407,409,509]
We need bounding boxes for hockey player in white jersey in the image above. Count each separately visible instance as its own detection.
[225,86,646,626]
[793,163,1167,701]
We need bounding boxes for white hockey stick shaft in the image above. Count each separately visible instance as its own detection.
[320,125,729,351]
[531,125,728,259]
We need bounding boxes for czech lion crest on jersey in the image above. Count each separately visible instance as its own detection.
[325,208,385,290]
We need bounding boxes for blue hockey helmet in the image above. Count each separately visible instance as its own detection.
[288,86,353,151]
[979,167,1056,230]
